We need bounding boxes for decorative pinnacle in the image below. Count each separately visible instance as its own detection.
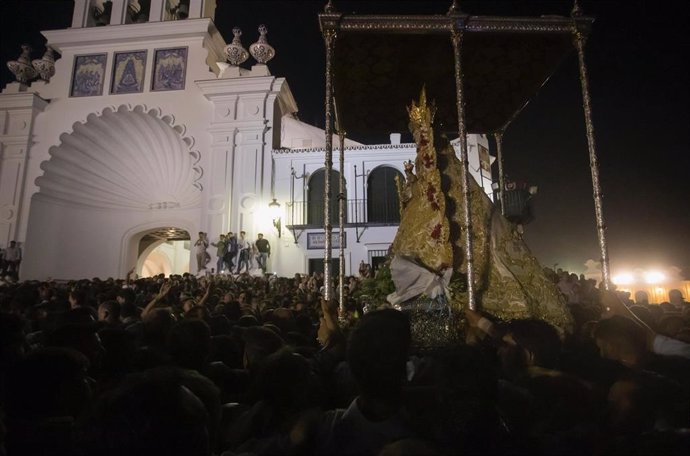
[249,24,275,64]
[448,0,462,15]
[571,0,583,17]
[6,44,38,84]
[325,1,336,13]
[407,86,436,129]
[224,26,249,65]
[32,46,56,81]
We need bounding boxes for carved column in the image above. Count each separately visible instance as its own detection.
[71,0,89,27]
[110,0,127,25]
[149,0,165,22]
[198,77,293,243]
[0,93,48,248]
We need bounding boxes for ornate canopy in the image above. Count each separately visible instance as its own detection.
[318,3,610,307]
[321,13,594,135]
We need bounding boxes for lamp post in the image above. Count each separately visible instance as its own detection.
[268,198,281,238]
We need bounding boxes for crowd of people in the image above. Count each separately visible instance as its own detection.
[195,231,272,275]
[0,264,689,455]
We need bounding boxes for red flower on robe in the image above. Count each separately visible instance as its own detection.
[430,223,442,240]
[422,153,434,168]
[426,183,440,211]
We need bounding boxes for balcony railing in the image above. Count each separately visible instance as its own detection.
[286,199,400,227]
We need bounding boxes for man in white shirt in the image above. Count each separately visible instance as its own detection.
[235,231,251,274]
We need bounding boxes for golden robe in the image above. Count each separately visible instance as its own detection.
[391,89,572,333]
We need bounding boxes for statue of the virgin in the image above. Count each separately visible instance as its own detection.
[388,89,572,348]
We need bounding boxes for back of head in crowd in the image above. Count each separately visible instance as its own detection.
[347,309,411,403]
[501,318,562,369]
[87,367,213,456]
[594,315,647,368]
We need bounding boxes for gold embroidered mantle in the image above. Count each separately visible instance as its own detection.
[391,89,573,332]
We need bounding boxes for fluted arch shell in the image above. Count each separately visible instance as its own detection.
[37,105,202,210]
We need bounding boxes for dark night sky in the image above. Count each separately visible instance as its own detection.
[2,0,689,278]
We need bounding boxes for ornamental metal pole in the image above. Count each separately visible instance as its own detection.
[451,25,476,310]
[338,129,346,315]
[494,130,506,215]
[573,24,611,290]
[322,27,336,301]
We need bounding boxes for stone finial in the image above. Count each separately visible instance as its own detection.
[32,46,56,82]
[224,27,250,66]
[571,0,583,17]
[249,25,275,65]
[447,0,462,14]
[7,44,38,84]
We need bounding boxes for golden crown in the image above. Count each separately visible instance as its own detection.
[407,86,436,128]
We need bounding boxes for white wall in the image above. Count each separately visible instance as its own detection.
[270,135,496,277]
[22,195,198,280]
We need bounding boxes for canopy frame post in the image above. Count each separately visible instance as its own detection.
[450,20,476,311]
[573,18,611,290]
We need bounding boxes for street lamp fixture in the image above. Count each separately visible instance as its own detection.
[268,198,281,238]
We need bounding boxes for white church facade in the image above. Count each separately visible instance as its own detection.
[0,0,495,280]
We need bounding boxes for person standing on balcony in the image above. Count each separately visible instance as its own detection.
[225,232,238,272]
[255,233,271,273]
[211,234,227,273]
[236,231,251,274]
[3,241,22,280]
[194,232,209,273]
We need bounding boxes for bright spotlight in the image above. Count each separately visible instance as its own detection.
[612,272,634,285]
[644,271,666,284]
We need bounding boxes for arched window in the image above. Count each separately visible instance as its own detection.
[367,166,403,224]
[307,169,346,226]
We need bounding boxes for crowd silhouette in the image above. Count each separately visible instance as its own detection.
[0,266,688,455]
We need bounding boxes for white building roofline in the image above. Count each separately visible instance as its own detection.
[272,142,416,155]
[42,18,223,52]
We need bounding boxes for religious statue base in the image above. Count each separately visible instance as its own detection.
[398,297,463,352]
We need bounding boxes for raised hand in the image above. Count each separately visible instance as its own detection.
[157,281,172,298]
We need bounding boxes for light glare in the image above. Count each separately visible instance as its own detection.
[644,271,666,284]
[612,272,634,285]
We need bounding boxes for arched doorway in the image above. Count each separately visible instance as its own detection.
[137,227,191,277]
[23,104,202,280]
[367,166,403,224]
[307,169,346,225]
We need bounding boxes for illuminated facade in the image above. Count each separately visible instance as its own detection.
[0,0,494,279]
